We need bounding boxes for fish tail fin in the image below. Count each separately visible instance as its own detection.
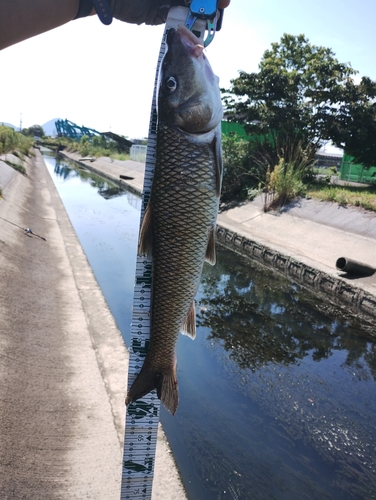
[125,360,178,415]
[158,363,179,415]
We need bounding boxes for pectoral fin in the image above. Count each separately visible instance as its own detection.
[138,202,153,257]
[205,226,216,265]
[181,301,196,339]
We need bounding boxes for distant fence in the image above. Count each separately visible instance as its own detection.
[130,145,146,163]
[340,154,376,184]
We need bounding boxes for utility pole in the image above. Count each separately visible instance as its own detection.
[19,113,22,132]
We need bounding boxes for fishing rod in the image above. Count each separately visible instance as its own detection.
[0,215,47,241]
[120,2,222,499]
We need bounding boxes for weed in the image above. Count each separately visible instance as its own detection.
[264,158,307,210]
[306,181,376,212]
[0,125,33,156]
[4,160,26,175]
[325,188,338,202]
[337,191,348,207]
[360,199,376,211]
[247,188,259,201]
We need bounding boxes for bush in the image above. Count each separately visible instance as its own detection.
[4,160,26,175]
[221,133,259,203]
[0,125,33,156]
[0,125,18,154]
[220,130,318,205]
[264,159,307,210]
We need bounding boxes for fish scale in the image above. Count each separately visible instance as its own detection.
[125,24,223,415]
[148,122,219,359]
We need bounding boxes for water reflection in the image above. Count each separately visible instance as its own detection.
[53,158,124,200]
[44,153,140,342]
[189,248,376,499]
[198,249,376,378]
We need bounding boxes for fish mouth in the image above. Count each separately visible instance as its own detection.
[173,25,204,58]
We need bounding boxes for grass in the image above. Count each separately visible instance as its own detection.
[4,160,27,175]
[312,166,337,176]
[0,125,34,156]
[264,158,308,211]
[40,136,130,161]
[110,152,130,161]
[305,181,376,212]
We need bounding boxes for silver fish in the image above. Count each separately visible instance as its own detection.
[125,25,223,415]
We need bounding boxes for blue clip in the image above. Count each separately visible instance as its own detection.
[92,0,113,25]
[185,0,220,47]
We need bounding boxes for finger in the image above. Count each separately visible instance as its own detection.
[218,0,230,8]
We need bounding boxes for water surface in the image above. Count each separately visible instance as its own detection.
[45,153,376,500]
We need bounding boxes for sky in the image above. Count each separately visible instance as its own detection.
[1,0,376,140]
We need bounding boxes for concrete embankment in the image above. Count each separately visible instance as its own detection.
[0,150,186,499]
[61,150,376,333]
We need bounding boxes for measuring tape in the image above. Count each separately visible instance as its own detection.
[120,7,207,500]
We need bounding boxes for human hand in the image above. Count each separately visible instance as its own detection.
[109,0,230,26]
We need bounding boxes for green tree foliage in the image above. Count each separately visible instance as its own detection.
[221,133,253,202]
[222,34,358,150]
[221,33,376,202]
[0,125,33,156]
[22,124,45,138]
[328,77,376,167]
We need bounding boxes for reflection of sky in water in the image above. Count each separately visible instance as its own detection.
[44,155,140,338]
[45,154,376,500]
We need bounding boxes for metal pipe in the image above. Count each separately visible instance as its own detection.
[336,257,376,276]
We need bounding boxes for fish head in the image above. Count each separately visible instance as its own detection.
[158,25,223,134]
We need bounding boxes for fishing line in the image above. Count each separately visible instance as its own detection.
[0,215,47,241]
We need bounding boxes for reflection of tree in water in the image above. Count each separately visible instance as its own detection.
[54,160,72,180]
[198,247,376,380]
[53,158,124,200]
[197,247,376,499]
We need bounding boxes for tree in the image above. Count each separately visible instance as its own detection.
[222,34,376,163]
[22,124,45,138]
[221,133,254,202]
[328,76,376,167]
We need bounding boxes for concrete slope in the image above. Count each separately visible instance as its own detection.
[0,151,186,499]
[218,198,376,290]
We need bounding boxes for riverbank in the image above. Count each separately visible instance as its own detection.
[0,150,186,499]
[61,150,376,331]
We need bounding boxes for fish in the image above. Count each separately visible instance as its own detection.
[125,25,223,415]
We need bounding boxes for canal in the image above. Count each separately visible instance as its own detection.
[44,153,376,500]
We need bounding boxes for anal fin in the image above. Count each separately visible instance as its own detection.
[181,301,196,339]
[205,226,216,265]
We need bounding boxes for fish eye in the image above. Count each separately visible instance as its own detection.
[165,76,177,92]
